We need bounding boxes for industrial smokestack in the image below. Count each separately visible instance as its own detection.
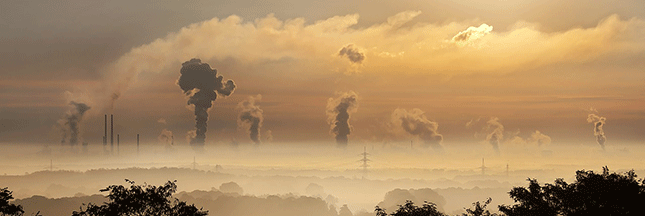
[110,114,114,154]
[136,134,140,156]
[117,134,120,155]
[326,91,359,147]
[104,115,107,147]
[177,58,236,148]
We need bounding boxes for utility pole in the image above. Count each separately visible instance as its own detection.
[359,146,370,179]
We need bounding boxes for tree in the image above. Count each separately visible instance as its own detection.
[375,200,446,216]
[72,179,207,216]
[499,166,645,216]
[0,187,23,216]
[462,198,498,216]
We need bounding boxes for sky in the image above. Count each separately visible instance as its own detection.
[1,0,645,149]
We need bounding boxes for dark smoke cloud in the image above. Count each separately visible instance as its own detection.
[391,108,443,149]
[237,95,263,144]
[587,114,607,149]
[177,58,236,147]
[58,101,91,146]
[338,44,365,64]
[485,117,503,153]
[326,91,359,147]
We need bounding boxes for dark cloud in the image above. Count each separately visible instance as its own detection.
[326,91,359,147]
[391,108,443,149]
[177,58,236,148]
[58,101,91,146]
[237,95,263,144]
[587,114,606,149]
[338,44,365,64]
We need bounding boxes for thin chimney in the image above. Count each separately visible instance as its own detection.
[104,115,107,147]
[137,134,140,156]
[110,114,114,154]
[117,134,120,155]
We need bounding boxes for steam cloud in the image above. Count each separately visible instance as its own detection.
[485,117,504,153]
[237,95,264,144]
[587,114,607,149]
[338,44,365,64]
[58,101,91,146]
[177,58,236,147]
[326,91,359,147]
[391,108,443,149]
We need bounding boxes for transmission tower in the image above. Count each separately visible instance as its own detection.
[359,146,370,179]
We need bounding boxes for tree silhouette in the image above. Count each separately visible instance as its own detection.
[0,187,24,216]
[72,179,207,216]
[499,166,645,216]
[375,200,446,216]
[462,198,498,216]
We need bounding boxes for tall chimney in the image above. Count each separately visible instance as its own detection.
[137,134,140,156]
[110,114,114,154]
[117,134,120,155]
[104,115,107,146]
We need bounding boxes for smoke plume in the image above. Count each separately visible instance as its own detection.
[587,114,607,149]
[528,130,552,146]
[485,117,504,153]
[237,95,264,144]
[177,58,236,147]
[58,101,91,146]
[338,44,365,64]
[326,91,359,147]
[158,129,173,145]
[390,108,443,149]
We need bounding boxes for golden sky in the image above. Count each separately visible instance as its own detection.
[1,0,644,148]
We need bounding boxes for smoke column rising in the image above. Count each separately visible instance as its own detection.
[326,91,359,147]
[58,101,91,146]
[177,58,236,147]
[587,114,607,149]
[485,117,504,153]
[390,108,443,149]
[237,95,264,144]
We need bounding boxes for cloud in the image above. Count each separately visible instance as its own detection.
[390,108,443,149]
[60,11,644,113]
[338,44,365,64]
[326,91,359,147]
[451,24,493,47]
